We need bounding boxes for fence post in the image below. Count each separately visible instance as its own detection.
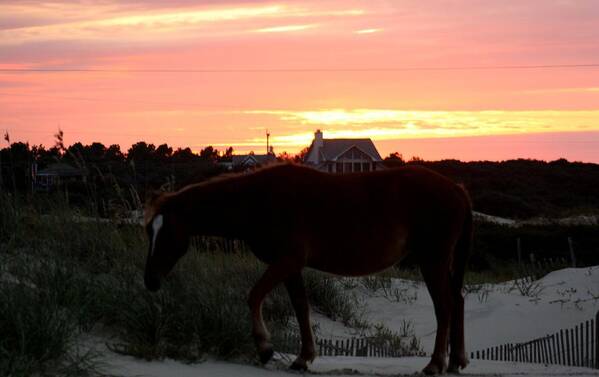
[576,326,581,366]
[516,238,522,266]
[568,237,576,268]
[595,311,599,369]
[586,320,590,368]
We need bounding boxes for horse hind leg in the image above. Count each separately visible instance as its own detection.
[420,257,452,375]
[448,254,469,372]
[449,214,472,374]
[284,273,316,371]
[447,273,468,373]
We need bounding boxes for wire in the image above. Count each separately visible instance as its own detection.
[0,91,231,109]
[1,64,599,73]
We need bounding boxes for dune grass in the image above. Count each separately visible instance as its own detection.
[0,193,372,374]
[0,190,535,377]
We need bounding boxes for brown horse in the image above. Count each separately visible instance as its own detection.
[143,163,472,375]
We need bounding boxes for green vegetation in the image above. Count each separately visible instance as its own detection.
[385,157,599,219]
[0,193,378,375]
[3,139,597,374]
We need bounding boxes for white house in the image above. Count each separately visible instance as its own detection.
[303,130,384,173]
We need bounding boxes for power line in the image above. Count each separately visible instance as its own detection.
[1,64,599,74]
[0,91,231,109]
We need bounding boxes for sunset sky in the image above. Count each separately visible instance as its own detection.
[1,1,599,161]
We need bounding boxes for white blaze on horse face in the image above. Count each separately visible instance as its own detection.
[150,214,164,257]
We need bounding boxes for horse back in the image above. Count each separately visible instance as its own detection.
[250,165,470,275]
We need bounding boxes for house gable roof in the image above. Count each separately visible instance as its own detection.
[37,163,86,177]
[320,139,382,162]
[232,154,276,167]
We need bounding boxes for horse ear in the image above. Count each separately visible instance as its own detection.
[144,190,165,225]
[146,189,163,206]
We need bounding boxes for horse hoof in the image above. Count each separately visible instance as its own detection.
[290,360,308,371]
[446,365,460,374]
[448,356,468,374]
[422,361,446,375]
[258,346,274,364]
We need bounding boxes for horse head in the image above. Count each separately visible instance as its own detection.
[143,199,189,292]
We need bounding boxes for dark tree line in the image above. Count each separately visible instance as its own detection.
[0,140,234,216]
[2,139,599,219]
[385,155,599,219]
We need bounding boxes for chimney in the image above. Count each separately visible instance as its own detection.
[314,129,324,149]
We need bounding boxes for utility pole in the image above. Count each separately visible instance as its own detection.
[266,129,270,154]
[0,146,3,190]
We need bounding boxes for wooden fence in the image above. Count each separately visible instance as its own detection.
[471,311,599,369]
[276,333,421,358]
[190,235,250,254]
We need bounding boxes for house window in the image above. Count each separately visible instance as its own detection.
[332,146,379,174]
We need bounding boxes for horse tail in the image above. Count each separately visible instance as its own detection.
[452,187,473,289]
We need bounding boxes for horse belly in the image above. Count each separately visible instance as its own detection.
[308,232,409,277]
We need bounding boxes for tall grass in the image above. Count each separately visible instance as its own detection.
[104,250,294,362]
[0,251,108,376]
[0,192,369,371]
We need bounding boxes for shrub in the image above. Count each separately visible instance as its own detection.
[304,270,366,328]
[0,254,105,377]
[369,322,424,356]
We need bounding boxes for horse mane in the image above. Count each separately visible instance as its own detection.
[144,161,296,225]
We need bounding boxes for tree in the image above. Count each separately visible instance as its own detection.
[386,152,404,161]
[2,142,32,191]
[31,145,61,167]
[172,147,197,163]
[127,142,156,162]
[87,142,107,164]
[105,144,125,163]
[199,146,219,161]
[155,143,173,162]
[277,151,294,162]
[219,146,234,162]
[384,152,405,168]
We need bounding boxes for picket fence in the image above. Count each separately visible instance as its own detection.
[470,311,599,369]
[276,333,422,358]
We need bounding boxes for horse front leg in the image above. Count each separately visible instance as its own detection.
[284,272,316,371]
[248,258,300,364]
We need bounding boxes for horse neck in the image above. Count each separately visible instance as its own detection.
[171,173,265,240]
